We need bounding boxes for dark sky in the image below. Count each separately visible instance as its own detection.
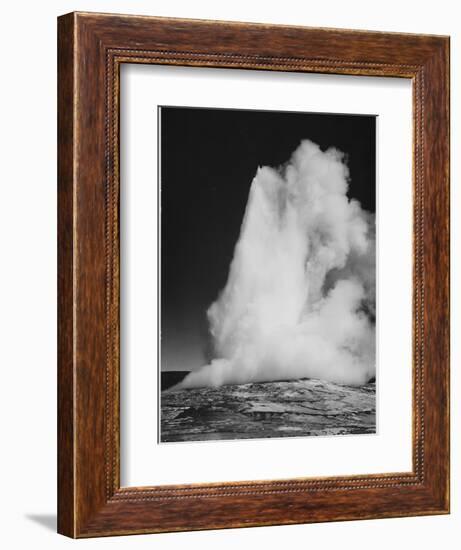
[160,106,376,372]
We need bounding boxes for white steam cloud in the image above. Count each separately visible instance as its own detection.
[178,140,375,389]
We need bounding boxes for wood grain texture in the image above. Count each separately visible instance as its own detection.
[57,11,450,538]
[57,13,75,538]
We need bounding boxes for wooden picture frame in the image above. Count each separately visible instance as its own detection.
[57,11,450,538]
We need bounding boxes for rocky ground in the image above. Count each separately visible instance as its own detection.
[160,378,376,442]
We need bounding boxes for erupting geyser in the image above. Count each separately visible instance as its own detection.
[177,140,375,389]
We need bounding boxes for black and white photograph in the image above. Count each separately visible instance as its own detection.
[159,106,376,443]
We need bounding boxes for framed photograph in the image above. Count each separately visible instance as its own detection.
[58,12,450,537]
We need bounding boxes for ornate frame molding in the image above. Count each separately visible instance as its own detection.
[58,12,449,537]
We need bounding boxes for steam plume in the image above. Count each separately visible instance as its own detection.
[178,140,375,389]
